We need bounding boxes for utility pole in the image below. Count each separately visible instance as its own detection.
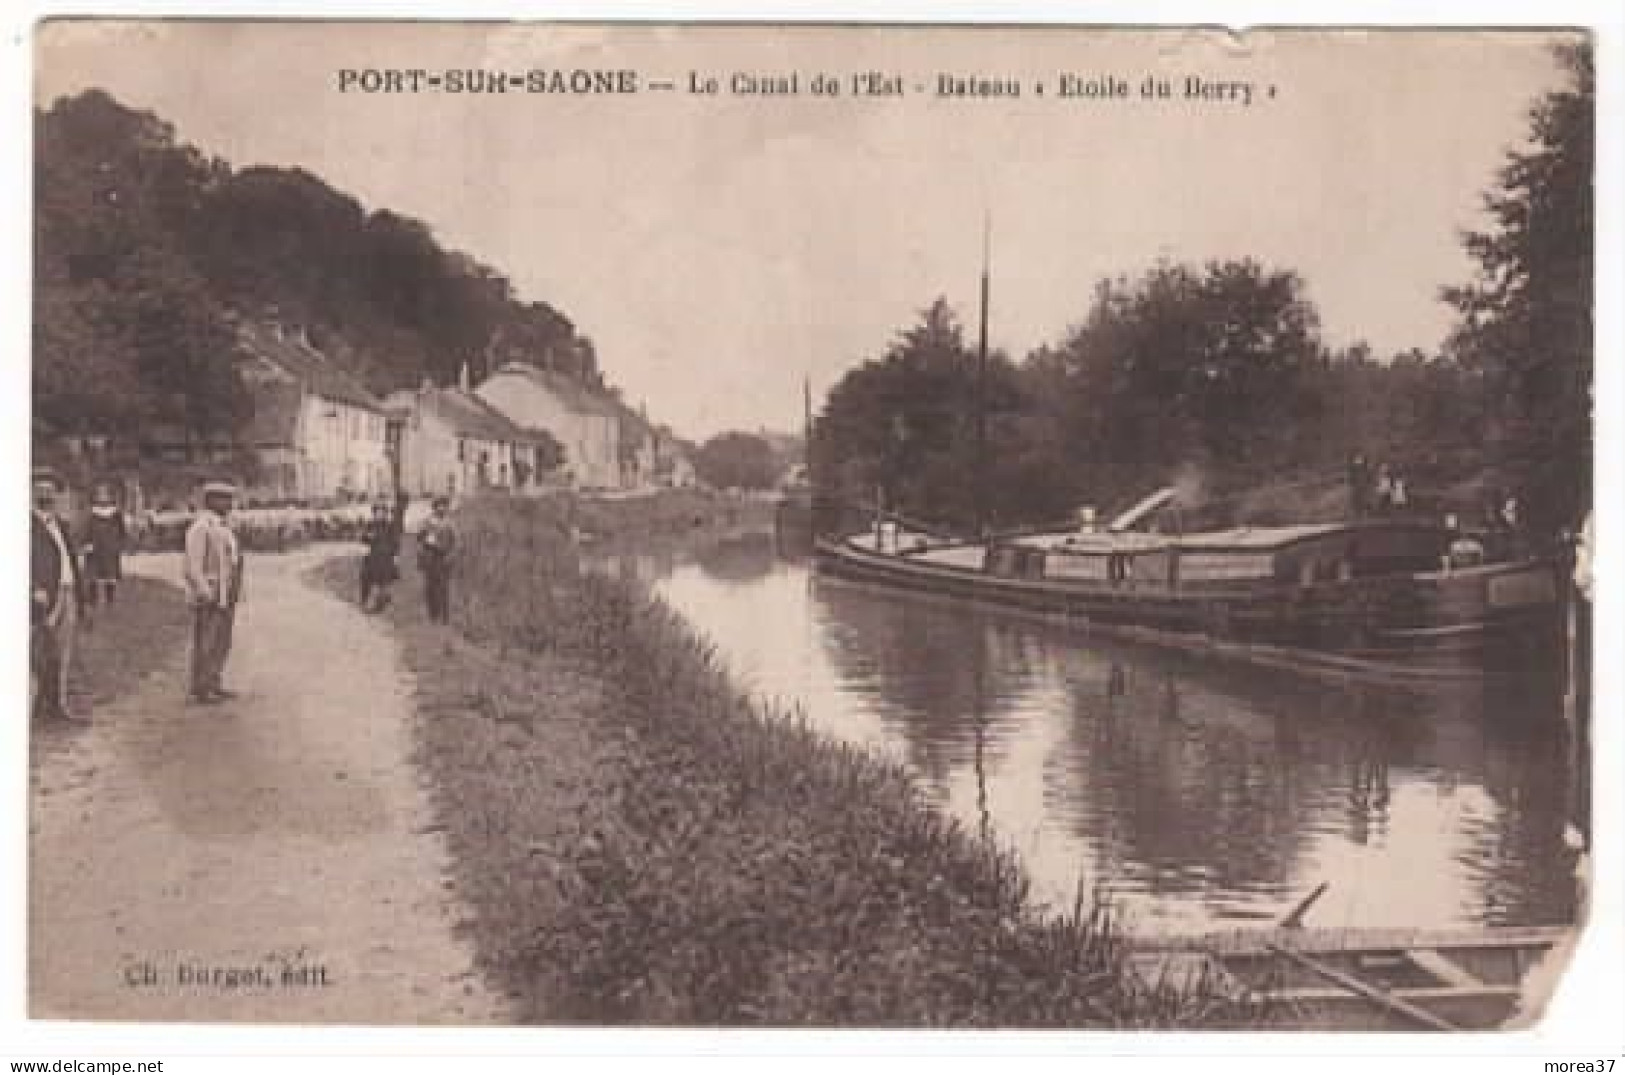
[975,211,991,538]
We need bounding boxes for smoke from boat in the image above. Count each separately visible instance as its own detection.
[1170,463,1209,516]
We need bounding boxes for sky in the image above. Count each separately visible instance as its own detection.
[35,22,1573,440]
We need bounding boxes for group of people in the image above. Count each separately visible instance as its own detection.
[357,493,457,623]
[30,470,128,722]
[185,484,460,706]
[1348,452,1533,540]
[1346,454,1411,517]
[30,468,463,723]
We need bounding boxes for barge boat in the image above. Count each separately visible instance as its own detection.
[814,496,1563,678]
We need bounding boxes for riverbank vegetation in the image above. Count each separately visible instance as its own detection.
[812,44,1591,539]
[316,496,1252,1025]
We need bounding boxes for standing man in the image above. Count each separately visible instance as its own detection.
[184,481,245,704]
[1372,462,1395,514]
[417,495,456,624]
[1347,452,1371,518]
[31,468,89,722]
[1570,510,1592,846]
[1389,472,1409,514]
[359,500,400,613]
[392,489,410,546]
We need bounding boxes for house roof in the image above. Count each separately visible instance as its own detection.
[488,362,622,418]
[238,323,384,414]
[381,390,417,418]
[606,397,656,444]
[391,384,541,444]
[435,387,533,442]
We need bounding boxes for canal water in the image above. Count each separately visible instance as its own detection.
[601,531,1580,937]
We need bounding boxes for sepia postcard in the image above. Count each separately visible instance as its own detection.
[23,18,1602,1041]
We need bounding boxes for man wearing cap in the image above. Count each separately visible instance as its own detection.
[31,469,89,721]
[417,495,456,624]
[184,481,246,704]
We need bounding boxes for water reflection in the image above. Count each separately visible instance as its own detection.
[640,532,1579,935]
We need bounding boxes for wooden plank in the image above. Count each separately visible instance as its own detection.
[1263,986,1520,1005]
[1409,948,1484,990]
[1265,943,1460,1031]
[1260,985,1523,1031]
[1141,924,1570,957]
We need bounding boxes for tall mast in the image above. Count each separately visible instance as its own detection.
[975,211,991,537]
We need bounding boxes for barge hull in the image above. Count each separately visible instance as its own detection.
[815,538,1562,683]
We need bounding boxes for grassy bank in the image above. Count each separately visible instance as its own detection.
[318,498,1248,1026]
[33,574,192,761]
[67,575,192,712]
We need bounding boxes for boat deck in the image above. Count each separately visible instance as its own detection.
[914,544,985,569]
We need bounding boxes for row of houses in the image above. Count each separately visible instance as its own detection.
[230,320,694,503]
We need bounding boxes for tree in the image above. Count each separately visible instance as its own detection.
[195,166,367,318]
[1443,41,1593,534]
[813,298,1037,529]
[34,88,643,469]
[694,432,778,491]
[34,91,248,448]
[1045,259,1324,508]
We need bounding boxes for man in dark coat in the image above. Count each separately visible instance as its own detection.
[31,469,89,721]
[1347,452,1371,518]
[85,484,127,605]
[359,501,400,612]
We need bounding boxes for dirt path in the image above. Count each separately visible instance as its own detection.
[29,546,507,1024]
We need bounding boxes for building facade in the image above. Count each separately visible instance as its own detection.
[475,363,623,490]
[238,322,390,501]
[650,426,698,489]
[386,382,545,498]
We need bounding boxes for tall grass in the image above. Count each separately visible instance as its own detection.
[431,496,1252,1025]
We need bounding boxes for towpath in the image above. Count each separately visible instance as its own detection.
[29,546,505,1024]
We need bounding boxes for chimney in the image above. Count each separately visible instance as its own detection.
[459,361,471,393]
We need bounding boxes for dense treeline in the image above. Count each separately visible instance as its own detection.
[1443,42,1593,538]
[692,432,778,491]
[34,89,605,449]
[812,45,1590,539]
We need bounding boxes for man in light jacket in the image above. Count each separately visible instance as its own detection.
[184,481,245,704]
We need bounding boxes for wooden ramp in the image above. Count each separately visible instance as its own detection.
[1131,925,1571,1031]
